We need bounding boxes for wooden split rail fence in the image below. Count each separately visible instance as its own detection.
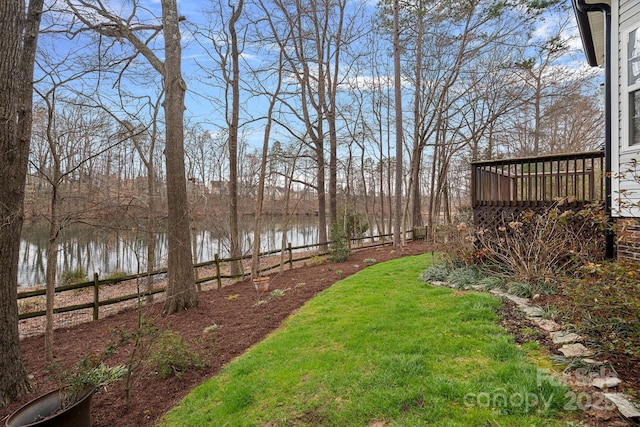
[17,233,396,335]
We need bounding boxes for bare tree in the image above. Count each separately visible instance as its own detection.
[161,0,198,312]
[256,0,358,247]
[251,50,284,278]
[65,0,197,313]
[0,0,43,406]
[31,95,120,361]
[392,0,403,246]
[228,0,244,276]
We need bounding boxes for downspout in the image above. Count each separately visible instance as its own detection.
[574,0,614,259]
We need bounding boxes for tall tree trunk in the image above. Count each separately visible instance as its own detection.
[326,0,345,228]
[328,115,338,227]
[44,179,60,362]
[0,0,42,405]
[317,142,328,248]
[252,49,282,279]
[162,0,197,314]
[145,105,161,304]
[228,0,243,277]
[392,0,403,247]
[410,0,424,228]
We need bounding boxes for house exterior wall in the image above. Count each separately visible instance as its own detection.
[615,0,640,217]
[617,218,640,262]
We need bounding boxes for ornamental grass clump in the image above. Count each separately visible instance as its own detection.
[446,265,484,289]
[419,262,452,283]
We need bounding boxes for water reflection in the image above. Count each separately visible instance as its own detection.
[18,216,320,288]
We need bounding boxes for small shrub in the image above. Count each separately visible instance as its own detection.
[146,331,209,379]
[46,354,127,409]
[203,324,219,334]
[270,289,285,298]
[419,263,452,283]
[477,276,505,291]
[62,267,88,285]
[329,222,351,263]
[474,202,608,285]
[507,281,532,298]
[446,266,483,289]
[308,255,325,266]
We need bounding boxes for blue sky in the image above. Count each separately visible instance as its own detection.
[37,0,602,151]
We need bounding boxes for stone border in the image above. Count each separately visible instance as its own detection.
[429,280,640,421]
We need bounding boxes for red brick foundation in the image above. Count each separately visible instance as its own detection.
[617,218,640,263]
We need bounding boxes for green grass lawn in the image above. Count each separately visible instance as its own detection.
[160,254,577,426]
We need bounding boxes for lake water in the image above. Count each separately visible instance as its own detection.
[18,216,321,288]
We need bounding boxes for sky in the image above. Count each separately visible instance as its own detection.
[36,0,602,151]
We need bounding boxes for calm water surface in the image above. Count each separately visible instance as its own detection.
[18,216,321,288]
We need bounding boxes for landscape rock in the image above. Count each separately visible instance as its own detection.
[592,376,622,389]
[506,295,530,307]
[532,318,562,332]
[551,331,582,345]
[558,343,595,358]
[604,393,640,418]
[521,305,545,317]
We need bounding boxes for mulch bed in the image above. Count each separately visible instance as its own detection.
[1,241,431,426]
[1,240,637,426]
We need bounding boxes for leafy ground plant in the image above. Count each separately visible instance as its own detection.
[556,260,640,356]
[160,255,575,426]
[46,354,126,409]
[146,331,210,379]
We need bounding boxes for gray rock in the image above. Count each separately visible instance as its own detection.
[593,376,621,389]
[522,305,545,317]
[558,343,595,358]
[604,393,640,418]
[551,331,582,345]
[532,318,562,332]
[504,294,531,307]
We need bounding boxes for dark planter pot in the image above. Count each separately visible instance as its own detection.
[5,388,94,427]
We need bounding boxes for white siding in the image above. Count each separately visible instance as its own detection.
[616,0,640,217]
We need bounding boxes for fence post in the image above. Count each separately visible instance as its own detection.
[93,272,99,321]
[287,243,293,270]
[214,254,222,289]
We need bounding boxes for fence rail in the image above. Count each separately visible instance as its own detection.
[17,233,396,335]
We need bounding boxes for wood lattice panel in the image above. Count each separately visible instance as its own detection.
[473,202,608,260]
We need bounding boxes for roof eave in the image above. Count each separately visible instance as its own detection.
[572,0,611,67]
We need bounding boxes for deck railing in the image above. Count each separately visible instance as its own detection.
[471,151,605,207]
